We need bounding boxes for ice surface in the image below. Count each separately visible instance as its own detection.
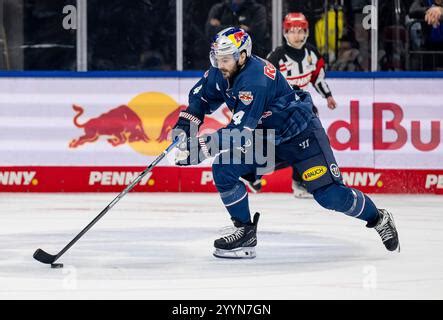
[0,193,442,299]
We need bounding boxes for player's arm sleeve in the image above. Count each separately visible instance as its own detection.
[310,48,333,99]
[186,69,224,121]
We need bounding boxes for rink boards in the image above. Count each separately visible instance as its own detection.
[0,166,443,194]
[0,75,442,194]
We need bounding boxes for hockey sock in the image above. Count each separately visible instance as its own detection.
[219,182,251,223]
[314,184,379,223]
[343,188,379,223]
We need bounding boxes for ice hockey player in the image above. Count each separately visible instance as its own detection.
[245,12,338,198]
[268,13,337,109]
[172,27,399,259]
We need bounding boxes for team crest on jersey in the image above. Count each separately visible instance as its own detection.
[239,91,254,105]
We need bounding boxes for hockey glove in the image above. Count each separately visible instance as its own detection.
[175,135,212,166]
[172,110,203,139]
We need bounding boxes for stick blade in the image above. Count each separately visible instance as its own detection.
[33,249,56,264]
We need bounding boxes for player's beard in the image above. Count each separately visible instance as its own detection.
[220,63,239,80]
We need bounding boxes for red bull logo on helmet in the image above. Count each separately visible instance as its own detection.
[228,30,247,48]
[233,30,246,45]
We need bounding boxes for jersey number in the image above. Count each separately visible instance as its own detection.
[232,111,245,125]
[264,63,276,80]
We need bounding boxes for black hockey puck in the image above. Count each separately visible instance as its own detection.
[51,263,64,269]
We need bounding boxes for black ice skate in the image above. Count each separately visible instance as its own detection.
[367,209,400,252]
[213,213,260,259]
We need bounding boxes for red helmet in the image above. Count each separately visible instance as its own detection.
[283,12,309,33]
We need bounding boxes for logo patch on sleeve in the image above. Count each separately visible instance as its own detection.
[239,91,254,105]
[330,164,341,178]
[302,166,327,181]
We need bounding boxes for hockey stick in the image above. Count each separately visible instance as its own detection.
[33,136,182,267]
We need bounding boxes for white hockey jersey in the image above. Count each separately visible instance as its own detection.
[267,43,332,99]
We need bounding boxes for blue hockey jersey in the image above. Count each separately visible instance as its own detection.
[187,55,315,145]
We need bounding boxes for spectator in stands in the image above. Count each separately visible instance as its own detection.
[410,0,443,27]
[378,0,409,71]
[347,0,371,71]
[205,0,269,58]
[330,35,364,71]
[88,0,175,70]
[183,1,215,69]
[409,0,443,69]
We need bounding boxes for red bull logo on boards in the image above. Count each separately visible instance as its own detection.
[70,92,229,156]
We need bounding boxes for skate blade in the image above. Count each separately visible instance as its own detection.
[213,247,256,259]
[292,183,313,199]
[292,189,313,199]
[293,193,313,199]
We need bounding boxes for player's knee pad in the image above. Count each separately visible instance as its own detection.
[219,182,248,208]
[313,183,366,217]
